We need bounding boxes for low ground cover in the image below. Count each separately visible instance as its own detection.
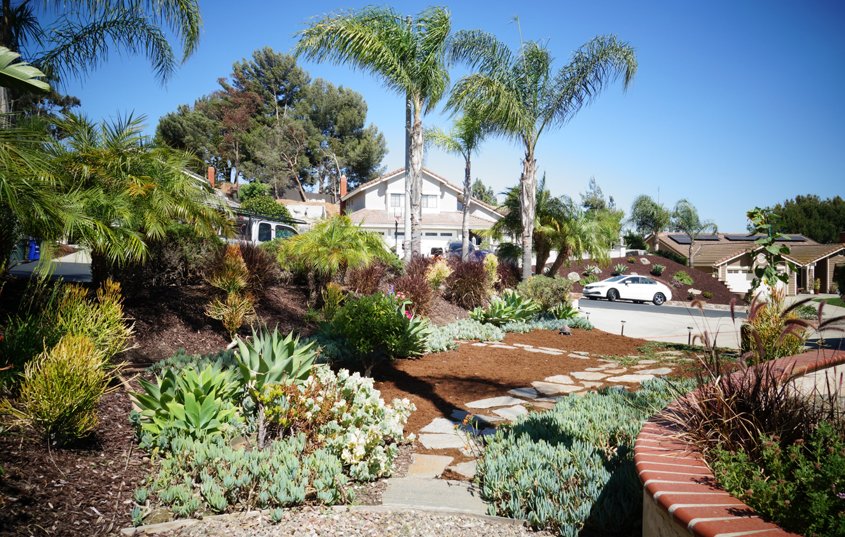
[815,296,845,308]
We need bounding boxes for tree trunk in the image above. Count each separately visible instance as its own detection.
[402,95,412,262]
[520,149,537,280]
[408,98,423,259]
[90,249,112,287]
[688,240,694,267]
[547,246,571,277]
[461,155,471,261]
[535,240,550,275]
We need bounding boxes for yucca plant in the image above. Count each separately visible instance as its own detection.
[132,364,242,443]
[470,289,540,326]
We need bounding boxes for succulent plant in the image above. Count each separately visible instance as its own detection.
[470,289,540,326]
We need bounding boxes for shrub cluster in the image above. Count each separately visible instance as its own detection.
[477,379,695,537]
[322,292,430,375]
[495,262,520,291]
[516,275,571,313]
[649,264,665,276]
[444,258,492,309]
[394,256,434,315]
[712,422,845,537]
[426,319,505,353]
[425,257,452,289]
[346,261,388,296]
[672,270,694,285]
[741,292,806,364]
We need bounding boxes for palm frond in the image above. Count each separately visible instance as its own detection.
[0,46,50,93]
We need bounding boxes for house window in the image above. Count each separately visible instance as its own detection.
[257,223,272,242]
[422,195,438,208]
[440,232,452,237]
[390,193,404,207]
[424,232,438,237]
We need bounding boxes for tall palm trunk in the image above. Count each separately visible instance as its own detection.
[520,146,536,280]
[408,98,423,259]
[402,95,412,261]
[461,154,471,260]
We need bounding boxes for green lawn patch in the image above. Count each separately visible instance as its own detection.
[813,296,845,308]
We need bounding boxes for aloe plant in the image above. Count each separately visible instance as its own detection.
[470,290,540,326]
[132,365,241,441]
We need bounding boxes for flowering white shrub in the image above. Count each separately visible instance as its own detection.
[263,366,415,482]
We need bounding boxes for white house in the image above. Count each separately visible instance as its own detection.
[341,168,503,257]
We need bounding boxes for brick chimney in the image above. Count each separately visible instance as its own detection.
[339,175,348,214]
[207,166,216,188]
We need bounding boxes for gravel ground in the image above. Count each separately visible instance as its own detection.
[159,507,553,537]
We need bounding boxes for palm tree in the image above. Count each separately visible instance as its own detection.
[492,176,566,274]
[426,112,488,260]
[277,215,392,296]
[449,32,637,279]
[546,201,619,276]
[671,199,717,267]
[50,113,228,282]
[296,6,450,262]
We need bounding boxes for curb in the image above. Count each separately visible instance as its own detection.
[635,349,845,537]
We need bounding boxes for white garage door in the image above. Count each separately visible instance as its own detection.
[725,268,753,294]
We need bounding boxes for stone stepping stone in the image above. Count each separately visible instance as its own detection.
[527,400,556,410]
[490,344,516,349]
[544,374,574,385]
[535,349,564,355]
[656,350,684,356]
[572,371,608,381]
[605,374,656,384]
[419,433,465,450]
[493,405,528,420]
[450,409,503,425]
[571,351,590,356]
[638,367,673,375]
[532,381,584,395]
[534,396,564,403]
[604,368,628,374]
[447,461,477,479]
[638,359,658,364]
[538,346,563,352]
[466,396,525,409]
[580,381,604,388]
[420,418,459,434]
[568,354,591,360]
[382,478,486,514]
[470,342,487,347]
[406,454,454,478]
[508,387,539,399]
[512,343,532,348]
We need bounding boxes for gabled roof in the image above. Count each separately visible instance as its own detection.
[342,167,501,214]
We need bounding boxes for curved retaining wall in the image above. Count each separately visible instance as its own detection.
[635,349,845,537]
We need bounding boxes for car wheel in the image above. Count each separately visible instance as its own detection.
[607,289,619,302]
[653,292,666,306]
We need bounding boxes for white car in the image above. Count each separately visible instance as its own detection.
[582,275,672,305]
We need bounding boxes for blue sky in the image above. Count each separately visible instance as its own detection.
[61,1,845,232]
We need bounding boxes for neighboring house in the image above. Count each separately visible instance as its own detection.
[650,231,845,295]
[341,168,503,257]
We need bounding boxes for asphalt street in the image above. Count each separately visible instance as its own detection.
[578,298,746,319]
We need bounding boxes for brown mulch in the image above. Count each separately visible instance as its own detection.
[427,296,469,326]
[0,389,147,537]
[122,283,313,367]
[373,327,693,467]
[557,254,741,305]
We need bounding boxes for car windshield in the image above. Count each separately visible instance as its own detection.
[605,276,626,282]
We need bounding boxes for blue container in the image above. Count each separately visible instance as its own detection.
[27,239,40,261]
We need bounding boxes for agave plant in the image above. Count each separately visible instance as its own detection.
[234,327,318,394]
[470,290,540,326]
[132,365,242,442]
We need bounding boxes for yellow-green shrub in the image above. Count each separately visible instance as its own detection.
[6,335,112,443]
[55,279,133,360]
[425,258,452,289]
[742,291,806,364]
[206,292,255,338]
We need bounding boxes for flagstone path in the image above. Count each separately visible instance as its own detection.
[382,341,686,513]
